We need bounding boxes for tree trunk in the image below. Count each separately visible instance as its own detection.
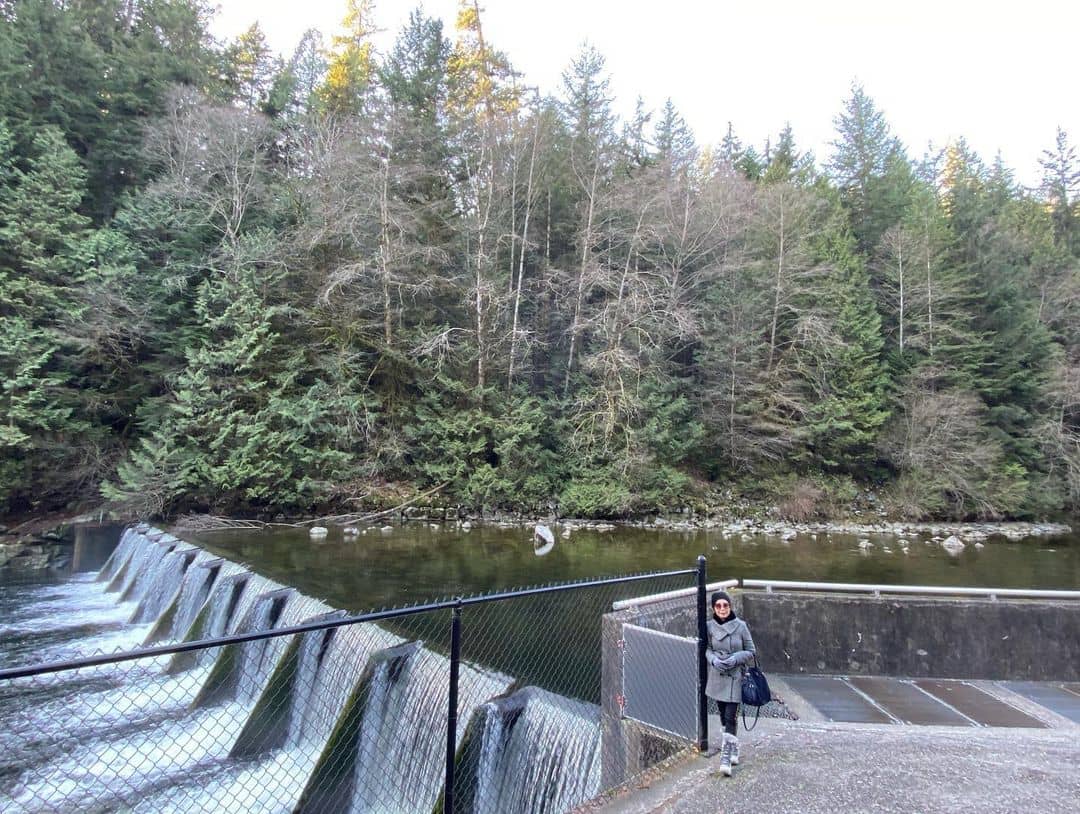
[767,192,786,373]
[565,162,600,395]
[508,115,540,391]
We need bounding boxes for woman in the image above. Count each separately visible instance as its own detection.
[705,590,756,776]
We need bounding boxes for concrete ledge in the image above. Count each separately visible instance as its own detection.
[585,717,1080,814]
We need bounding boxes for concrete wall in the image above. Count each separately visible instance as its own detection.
[599,587,1080,785]
[741,590,1080,681]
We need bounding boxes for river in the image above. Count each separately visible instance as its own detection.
[0,522,1076,813]
[187,522,1080,611]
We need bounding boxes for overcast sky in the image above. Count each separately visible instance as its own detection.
[211,0,1079,188]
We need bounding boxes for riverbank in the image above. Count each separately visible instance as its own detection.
[1,508,1073,576]
[525,516,1072,541]
[0,522,74,572]
[441,514,1072,552]
[0,512,113,573]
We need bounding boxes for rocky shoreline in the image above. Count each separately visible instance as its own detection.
[1,511,1074,574]
[0,524,74,572]
[464,514,1072,541]
[391,513,1074,562]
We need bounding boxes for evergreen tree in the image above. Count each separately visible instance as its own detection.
[382,9,451,126]
[762,124,814,185]
[718,122,743,167]
[106,247,358,514]
[827,83,912,253]
[223,22,278,110]
[287,29,328,116]
[805,217,890,470]
[0,124,95,510]
[318,0,378,116]
[0,0,216,220]
[735,145,765,181]
[620,96,653,170]
[653,98,695,170]
[380,8,454,243]
[558,43,618,392]
[1039,127,1080,250]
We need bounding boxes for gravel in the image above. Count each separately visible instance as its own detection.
[588,717,1080,814]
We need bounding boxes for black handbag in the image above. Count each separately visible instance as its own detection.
[740,655,771,730]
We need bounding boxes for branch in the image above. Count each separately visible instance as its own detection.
[171,482,453,533]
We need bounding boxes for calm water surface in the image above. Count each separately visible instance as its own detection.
[190,524,1080,611]
[188,524,1080,699]
[1,523,1077,701]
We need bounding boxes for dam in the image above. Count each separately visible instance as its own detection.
[0,525,696,813]
[2,523,1079,812]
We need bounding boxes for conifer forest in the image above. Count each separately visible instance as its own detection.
[3,0,1079,522]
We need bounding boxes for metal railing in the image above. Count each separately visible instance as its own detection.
[741,578,1080,600]
[0,557,710,814]
[612,578,739,610]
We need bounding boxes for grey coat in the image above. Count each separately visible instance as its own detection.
[705,616,756,703]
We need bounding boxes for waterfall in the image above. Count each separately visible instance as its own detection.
[233,589,293,704]
[129,547,198,624]
[2,527,611,814]
[143,555,230,646]
[164,570,274,673]
[95,525,142,583]
[170,559,227,640]
[282,617,406,749]
[5,553,334,813]
[100,528,161,592]
[229,590,333,706]
[114,536,177,602]
[458,687,603,814]
[348,645,511,814]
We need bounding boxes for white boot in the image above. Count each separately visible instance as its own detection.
[719,732,737,777]
[731,734,740,765]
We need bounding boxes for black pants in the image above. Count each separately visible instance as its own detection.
[715,700,739,736]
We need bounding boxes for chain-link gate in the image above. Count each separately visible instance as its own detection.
[0,526,713,813]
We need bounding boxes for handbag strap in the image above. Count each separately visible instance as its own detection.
[741,701,761,730]
[741,653,763,731]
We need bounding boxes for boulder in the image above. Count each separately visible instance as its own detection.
[940,535,965,555]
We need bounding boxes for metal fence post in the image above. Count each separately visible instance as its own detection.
[444,599,463,814]
[696,555,709,752]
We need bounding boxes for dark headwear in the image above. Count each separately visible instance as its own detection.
[711,590,732,606]
[711,590,737,622]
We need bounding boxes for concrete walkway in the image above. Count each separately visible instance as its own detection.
[588,682,1080,814]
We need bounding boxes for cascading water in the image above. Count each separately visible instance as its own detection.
[114,536,177,602]
[5,539,331,813]
[143,555,234,646]
[459,687,603,814]
[348,645,511,814]
[130,547,198,624]
[95,526,142,584]
[286,621,402,749]
[1,526,610,814]
[174,622,410,814]
[235,591,333,706]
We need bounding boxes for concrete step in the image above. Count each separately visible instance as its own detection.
[1000,681,1080,724]
[780,674,1053,728]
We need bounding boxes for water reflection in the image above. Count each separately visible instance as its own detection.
[189,524,1080,613]
[533,524,555,557]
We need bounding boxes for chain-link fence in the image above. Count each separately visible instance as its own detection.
[1,526,719,813]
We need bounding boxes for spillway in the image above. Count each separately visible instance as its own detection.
[1,526,606,814]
